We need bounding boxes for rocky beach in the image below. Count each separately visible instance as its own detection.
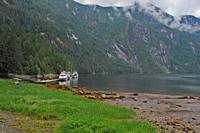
[105,93,200,133]
[48,85,200,133]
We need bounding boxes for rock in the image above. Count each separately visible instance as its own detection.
[129,93,139,96]
[177,96,196,99]
[143,100,148,103]
[131,97,136,100]
[192,118,196,120]
[85,95,96,99]
[188,96,196,99]
[104,92,117,95]
[160,126,165,130]
[101,94,107,99]
[0,117,5,123]
[70,88,126,100]
[182,126,194,133]
[176,105,182,107]
[177,96,189,99]
[102,95,125,99]
[133,98,137,101]
[167,120,181,126]
[47,85,66,90]
[133,107,139,110]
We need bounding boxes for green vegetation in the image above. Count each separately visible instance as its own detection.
[0,79,157,133]
[1,0,200,75]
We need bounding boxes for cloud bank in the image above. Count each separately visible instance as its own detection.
[74,0,200,17]
[74,0,200,32]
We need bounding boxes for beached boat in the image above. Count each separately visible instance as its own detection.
[59,71,71,81]
[71,71,79,80]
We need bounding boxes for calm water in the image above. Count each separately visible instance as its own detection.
[76,74,200,96]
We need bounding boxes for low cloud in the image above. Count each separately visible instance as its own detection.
[74,0,200,17]
[74,0,200,32]
[136,2,200,32]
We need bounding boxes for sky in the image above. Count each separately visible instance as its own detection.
[74,0,200,17]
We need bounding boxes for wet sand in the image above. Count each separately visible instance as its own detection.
[105,93,200,133]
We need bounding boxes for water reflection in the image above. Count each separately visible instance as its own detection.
[59,81,71,86]
[59,79,78,87]
[78,74,200,96]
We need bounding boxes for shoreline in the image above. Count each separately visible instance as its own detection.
[0,79,157,133]
[2,78,200,132]
[47,85,200,133]
[105,92,200,133]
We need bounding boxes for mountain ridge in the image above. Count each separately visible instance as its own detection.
[1,0,200,75]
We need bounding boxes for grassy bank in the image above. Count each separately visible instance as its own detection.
[0,79,157,133]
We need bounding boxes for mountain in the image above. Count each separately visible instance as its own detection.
[180,15,200,26]
[1,0,200,75]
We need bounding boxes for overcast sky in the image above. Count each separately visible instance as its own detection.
[74,0,200,17]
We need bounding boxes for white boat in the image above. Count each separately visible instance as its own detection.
[71,71,79,80]
[59,71,71,81]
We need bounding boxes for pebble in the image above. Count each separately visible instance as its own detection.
[192,118,196,120]
[143,100,148,103]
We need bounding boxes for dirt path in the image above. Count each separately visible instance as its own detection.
[105,93,200,133]
[0,112,59,133]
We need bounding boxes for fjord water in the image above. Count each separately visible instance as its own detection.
[78,74,200,96]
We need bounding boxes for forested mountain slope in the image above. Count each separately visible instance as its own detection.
[1,0,200,75]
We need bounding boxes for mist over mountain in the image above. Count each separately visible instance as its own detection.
[123,2,200,33]
[74,0,200,18]
[1,0,200,75]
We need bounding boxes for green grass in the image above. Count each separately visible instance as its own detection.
[0,79,157,133]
